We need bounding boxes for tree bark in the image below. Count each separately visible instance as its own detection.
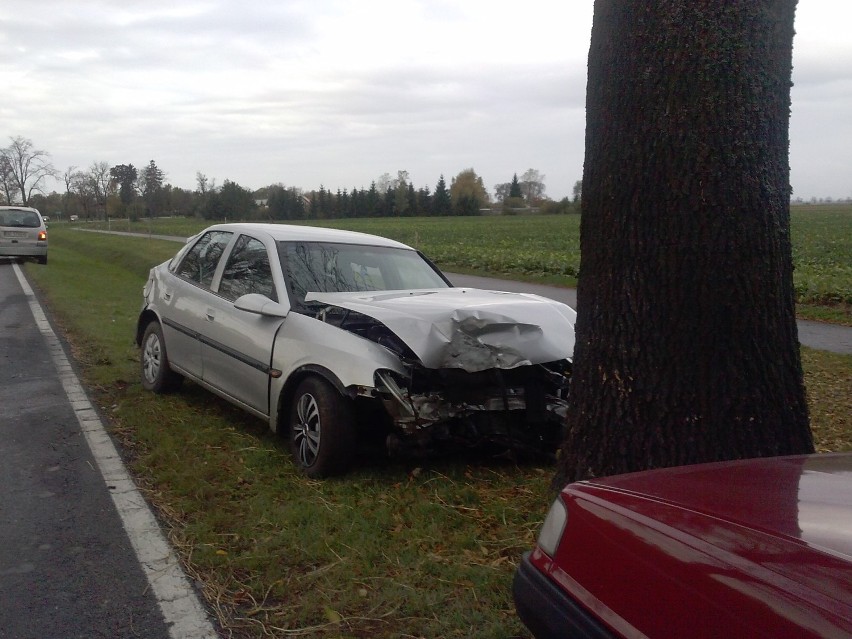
[557,0,813,484]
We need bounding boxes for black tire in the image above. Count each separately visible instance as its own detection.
[289,377,355,478]
[140,321,183,393]
[37,255,47,265]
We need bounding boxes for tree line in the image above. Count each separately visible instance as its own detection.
[0,137,579,220]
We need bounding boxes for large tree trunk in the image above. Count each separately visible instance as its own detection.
[557,0,813,484]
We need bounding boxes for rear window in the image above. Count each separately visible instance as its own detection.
[0,209,41,228]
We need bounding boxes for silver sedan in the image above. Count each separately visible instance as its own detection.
[0,206,48,264]
[137,223,576,477]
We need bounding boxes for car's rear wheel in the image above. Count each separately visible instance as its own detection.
[37,255,47,265]
[141,321,183,393]
[289,377,355,478]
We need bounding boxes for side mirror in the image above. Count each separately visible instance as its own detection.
[234,293,288,318]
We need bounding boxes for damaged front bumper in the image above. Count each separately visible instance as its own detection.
[304,288,576,456]
[371,362,570,455]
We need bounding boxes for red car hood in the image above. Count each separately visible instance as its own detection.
[581,453,852,561]
[564,453,852,635]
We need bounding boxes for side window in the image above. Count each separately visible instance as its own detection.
[176,231,233,288]
[218,235,277,302]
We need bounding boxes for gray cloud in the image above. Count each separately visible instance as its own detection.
[1,1,849,201]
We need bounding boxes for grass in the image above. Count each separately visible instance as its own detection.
[25,229,550,638]
[802,348,852,454]
[24,225,852,638]
[790,205,852,321]
[74,203,852,324]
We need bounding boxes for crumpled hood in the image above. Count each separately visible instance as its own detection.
[305,288,576,372]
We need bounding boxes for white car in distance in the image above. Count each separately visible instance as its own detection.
[0,206,48,265]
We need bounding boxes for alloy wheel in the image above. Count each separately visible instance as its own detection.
[293,392,321,467]
[142,332,161,385]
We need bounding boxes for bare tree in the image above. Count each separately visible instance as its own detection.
[63,166,77,193]
[519,168,546,204]
[375,172,395,194]
[571,179,582,204]
[557,1,812,484]
[0,154,17,204]
[61,166,78,217]
[2,136,56,206]
[89,161,114,217]
[196,172,210,194]
[71,170,96,219]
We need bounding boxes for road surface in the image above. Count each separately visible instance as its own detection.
[446,272,852,356]
[0,259,218,639]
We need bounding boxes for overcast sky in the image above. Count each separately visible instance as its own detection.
[2,1,850,201]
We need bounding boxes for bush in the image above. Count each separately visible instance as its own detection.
[540,197,576,215]
[502,197,527,214]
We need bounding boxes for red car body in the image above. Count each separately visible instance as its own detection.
[513,453,852,638]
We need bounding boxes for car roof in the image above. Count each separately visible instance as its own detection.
[573,453,852,559]
[203,223,414,250]
[0,205,40,213]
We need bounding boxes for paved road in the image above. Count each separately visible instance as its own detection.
[0,260,217,639]
[447,272,852,356]
[77,228,852,354]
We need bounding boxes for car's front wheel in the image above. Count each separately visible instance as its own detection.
[289,377,355,478]
[141,321,183,393]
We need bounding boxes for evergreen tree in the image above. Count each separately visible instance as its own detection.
[417,185,432,215]
[406,182,417,216]
[140,160,165,216]
[509,173,522,198]
[366,182,381,217]
[217,180,257,220]
[432,175,452,216]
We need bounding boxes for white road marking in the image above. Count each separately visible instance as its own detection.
[13,263,218,639]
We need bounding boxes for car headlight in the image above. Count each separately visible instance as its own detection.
[537,498,567,557]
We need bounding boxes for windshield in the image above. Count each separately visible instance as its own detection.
[0,208,41,228]
[280,241,449,306]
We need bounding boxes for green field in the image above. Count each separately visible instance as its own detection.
[81,204,852,324]
[790,205,852,318]
[23,213,852,638]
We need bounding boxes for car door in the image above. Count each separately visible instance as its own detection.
[200,233,285,416]
[159,230,234,379]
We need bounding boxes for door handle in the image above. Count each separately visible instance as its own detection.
[206,309,216,322]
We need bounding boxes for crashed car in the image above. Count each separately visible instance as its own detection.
[136,223,576,477]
